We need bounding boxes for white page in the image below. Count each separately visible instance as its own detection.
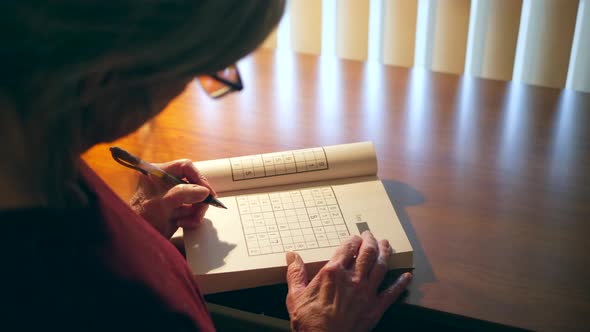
[171,142,377,241]
[184,176,413,294]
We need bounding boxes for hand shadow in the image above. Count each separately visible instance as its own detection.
[184,218,237,273]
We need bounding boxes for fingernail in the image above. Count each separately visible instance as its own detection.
[399,272,413,283]
[286,252,296,265]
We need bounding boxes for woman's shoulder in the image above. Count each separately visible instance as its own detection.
[0,206,215,331]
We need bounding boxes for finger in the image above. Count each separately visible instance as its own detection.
[161,184,210,210]
[140,199,179,238]
[368,239,392,290]
[315,261,342,304]
[172,202,208,219]
[176,204,209,229]
[285,252,308,294]
[377,272,412,313]
[158,159,217,196]
[354,231,379,280]
[172,204,200,219]
[329,234,362,269]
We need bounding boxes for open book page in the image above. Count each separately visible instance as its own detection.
[184,177,413,294]
[193,141,377,193]
[180,142,413,294]
[171,142,376,241]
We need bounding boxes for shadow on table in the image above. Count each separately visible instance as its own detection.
[375,179,438,331]
[377,181,525,331]
[381,179,436,302]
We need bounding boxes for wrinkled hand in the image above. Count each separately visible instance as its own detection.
[285,231,412,332]
[129,159,216,239]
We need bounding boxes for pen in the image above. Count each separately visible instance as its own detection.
[109,146,227,209]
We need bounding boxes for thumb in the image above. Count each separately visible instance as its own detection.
[176,204,209,229]
[162,184,210,210]
[378,272,412,313]
[286,252,308,293]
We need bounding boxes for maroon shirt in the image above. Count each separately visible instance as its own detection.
[1,161,215,331]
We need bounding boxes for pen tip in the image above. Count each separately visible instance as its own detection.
[216,201,228,209]
[205,195,227,209]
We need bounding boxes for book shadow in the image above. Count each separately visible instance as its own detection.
[380,179,436,303]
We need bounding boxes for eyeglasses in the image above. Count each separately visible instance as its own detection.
[198,64,243,99]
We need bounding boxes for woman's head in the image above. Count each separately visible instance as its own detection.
[3,0,284,142]
[0,0,284,206]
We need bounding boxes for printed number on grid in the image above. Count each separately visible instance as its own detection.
[230,147,328,181]
[238,186,351,256]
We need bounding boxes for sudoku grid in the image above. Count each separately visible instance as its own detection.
[229,147,328,181]
[237,186,351,256]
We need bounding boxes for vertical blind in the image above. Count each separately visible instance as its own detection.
[261,0,590,93]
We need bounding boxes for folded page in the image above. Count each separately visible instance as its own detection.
[194,141,377,193]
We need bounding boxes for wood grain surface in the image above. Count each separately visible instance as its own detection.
[83,49,590,332]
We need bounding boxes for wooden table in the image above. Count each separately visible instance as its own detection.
[83,49,590,332]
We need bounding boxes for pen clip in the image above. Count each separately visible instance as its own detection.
[109,147,149,176]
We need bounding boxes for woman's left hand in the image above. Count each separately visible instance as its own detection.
[129,159,216,239]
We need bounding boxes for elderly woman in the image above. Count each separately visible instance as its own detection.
[0,1,411,331]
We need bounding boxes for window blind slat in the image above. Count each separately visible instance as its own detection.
[566,0,590,92]
[432,0,471,74]
[414,0,436,69]
[381,0,419,67]
[416,0,472,74]
[513,0,579,88]
[465,0,522,81]
[336,0,370,61]
[290,0,323,55]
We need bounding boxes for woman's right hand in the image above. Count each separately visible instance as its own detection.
[129,159,215,239]
[285,231,412,332]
